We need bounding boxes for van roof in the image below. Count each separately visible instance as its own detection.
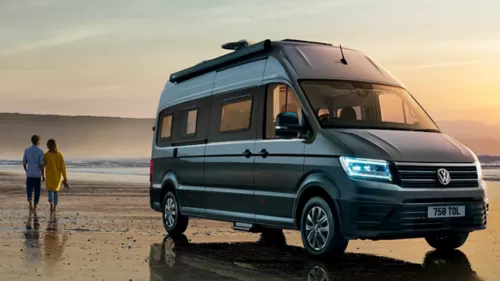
[168,39,400,88]
[169,39,355,83]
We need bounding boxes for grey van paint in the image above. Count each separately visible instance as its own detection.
[329,129,475,163]
[150,39,487,240]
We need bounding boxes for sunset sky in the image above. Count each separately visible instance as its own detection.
[1,0,499,124]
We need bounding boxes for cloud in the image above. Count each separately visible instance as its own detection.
[1,0,59,11]
[203,0,374,24]
[0,26,117,56]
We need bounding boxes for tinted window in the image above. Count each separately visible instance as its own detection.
[170,97,211,145]
[182,108,198,136]
[160,114,173,139]
[220,97,252,133]
[265,84,303,139]
[208,86,263,143]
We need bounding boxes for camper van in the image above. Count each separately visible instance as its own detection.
[149,39,488,258]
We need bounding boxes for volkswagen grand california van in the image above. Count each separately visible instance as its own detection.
[149,39,488,258]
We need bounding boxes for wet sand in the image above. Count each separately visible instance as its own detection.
[0,171,499,281]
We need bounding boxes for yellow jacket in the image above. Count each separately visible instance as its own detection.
[44,151,67,192]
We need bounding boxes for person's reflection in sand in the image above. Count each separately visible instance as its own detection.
[43,212,68,275]
[24,214,41,267]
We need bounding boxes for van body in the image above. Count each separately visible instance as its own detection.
[149,39,488,257]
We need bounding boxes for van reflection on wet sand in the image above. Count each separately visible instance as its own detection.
[149,235,484,281]
[43,213,69,275]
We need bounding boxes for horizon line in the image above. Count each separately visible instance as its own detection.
[0,111,155,120]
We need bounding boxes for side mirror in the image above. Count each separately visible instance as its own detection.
[275,111,303,138]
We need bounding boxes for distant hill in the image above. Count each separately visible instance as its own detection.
[437,120,500,156]
[0,113,154,159]
[1,113,499,159]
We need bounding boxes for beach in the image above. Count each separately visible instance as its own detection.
[0,169,499,281]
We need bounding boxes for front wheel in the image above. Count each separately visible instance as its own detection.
[300,197,348,258]
[162,191,189,236]
[425,233,469,251]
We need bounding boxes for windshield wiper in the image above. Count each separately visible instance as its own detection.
[409,128,440,133]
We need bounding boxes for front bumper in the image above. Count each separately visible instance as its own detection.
[338,179,488,240]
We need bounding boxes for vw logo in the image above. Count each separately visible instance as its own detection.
[437,168,451,185]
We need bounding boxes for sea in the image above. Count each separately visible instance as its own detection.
[1,158,500,183]
[0,159,149,184]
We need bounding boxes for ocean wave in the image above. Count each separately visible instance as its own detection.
[483,175,500,181]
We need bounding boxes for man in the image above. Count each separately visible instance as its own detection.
[23,135,45,214]
[317,108,331,122]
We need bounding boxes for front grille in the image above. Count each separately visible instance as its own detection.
[395,163,479,188]
[388,200,487,231]
[356,199,487,232]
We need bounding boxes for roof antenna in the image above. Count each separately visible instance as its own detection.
[339,45,348,65]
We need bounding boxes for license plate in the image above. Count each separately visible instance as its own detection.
[427,206,465,218]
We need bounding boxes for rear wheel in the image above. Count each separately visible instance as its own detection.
[425,233,469,251]
[300,197,348,258]
[162,191,189,236]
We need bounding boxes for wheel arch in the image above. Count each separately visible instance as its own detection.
[160,171,180,206]
[293,172,342,229]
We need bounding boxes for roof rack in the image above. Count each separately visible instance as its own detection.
[169,39,272,83]
[281,39,332,46]
[222,39,253,51]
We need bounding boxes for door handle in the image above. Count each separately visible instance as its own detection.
[242,149,252,158]
[255,149,269,158]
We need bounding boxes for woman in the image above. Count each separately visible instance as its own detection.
[44,139,69,212]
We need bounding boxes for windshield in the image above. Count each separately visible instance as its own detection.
[300,80,439,132]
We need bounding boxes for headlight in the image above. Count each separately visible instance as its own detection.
[339,157,392,182]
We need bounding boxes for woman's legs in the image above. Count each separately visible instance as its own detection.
[53,191,59,208]
[48,191,54,212]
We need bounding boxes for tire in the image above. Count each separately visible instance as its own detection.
[162,191,189,236]
[425,233,469,251]
[300,197,348,258]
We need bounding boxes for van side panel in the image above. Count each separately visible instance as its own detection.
[157,72,216,112]
[203,60,267,223]
[262,57,290,83]
[212,60,267,95]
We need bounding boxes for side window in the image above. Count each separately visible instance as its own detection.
[208,86,262,143]
[265,84,302,139]
[169,97,210,146]
[156,112,173,147]
[220,96,253,133]
[181,108,198,137]
[160,114,173,139]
